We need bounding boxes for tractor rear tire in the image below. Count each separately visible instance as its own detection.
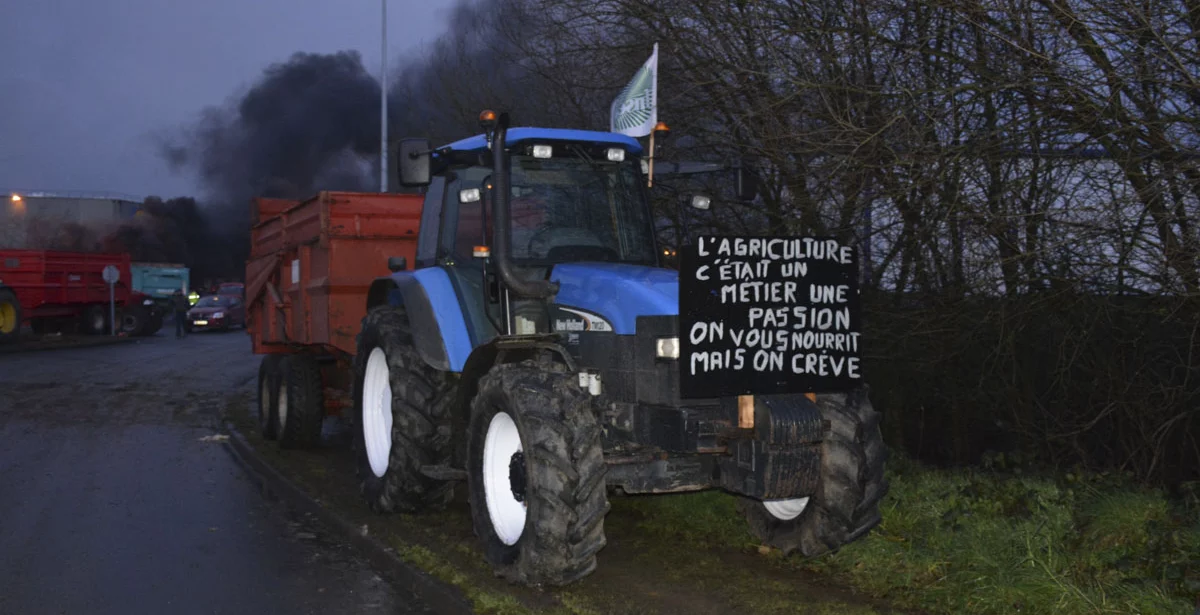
[739,387,888,557]
[467,359,609,586]
[353,305,456,513]
[0,289,20,343]
[277,354,325,449]
[257,355,284,440]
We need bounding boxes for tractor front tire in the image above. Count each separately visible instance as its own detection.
[467,359,609,586]
[257,355,283,439]
[353,305,455,513]
[277,354,325,449]
[739,387,888,557]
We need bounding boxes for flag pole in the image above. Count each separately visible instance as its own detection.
[648,131,656,188]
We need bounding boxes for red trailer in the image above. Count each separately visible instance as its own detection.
[245,191,423,446]
[0,250,163,342]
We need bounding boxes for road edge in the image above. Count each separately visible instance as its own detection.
[0,335,142,354]
[221,422,476,615]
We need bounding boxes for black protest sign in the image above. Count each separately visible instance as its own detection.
[678,236,864,399]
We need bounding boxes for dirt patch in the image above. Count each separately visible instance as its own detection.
[225,401,911,615]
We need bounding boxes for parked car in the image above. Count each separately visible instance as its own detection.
[186,294,246,332]
[217,282,244,299]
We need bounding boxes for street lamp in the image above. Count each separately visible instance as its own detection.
[380,0,388,193]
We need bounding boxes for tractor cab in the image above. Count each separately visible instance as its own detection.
[397,112,672,357]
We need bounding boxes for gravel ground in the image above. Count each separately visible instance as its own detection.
[0,329,431,615]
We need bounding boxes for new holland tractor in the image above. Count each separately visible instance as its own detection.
[354,110,887,586]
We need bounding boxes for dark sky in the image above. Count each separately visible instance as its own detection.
[0,0,448,200]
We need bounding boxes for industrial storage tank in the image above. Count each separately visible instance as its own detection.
[1,191,142,249]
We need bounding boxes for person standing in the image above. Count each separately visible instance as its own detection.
[172,290,189,339]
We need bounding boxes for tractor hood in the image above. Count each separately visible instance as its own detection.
[549,263,678,335]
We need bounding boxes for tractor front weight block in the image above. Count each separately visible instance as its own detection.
[605,392,827,499]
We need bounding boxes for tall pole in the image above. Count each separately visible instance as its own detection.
[380,0,388,192]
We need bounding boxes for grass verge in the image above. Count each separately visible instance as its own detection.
[622,450,1199,615]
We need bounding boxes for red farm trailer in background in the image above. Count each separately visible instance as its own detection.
[0,250,164,343]
[245,191,423,445]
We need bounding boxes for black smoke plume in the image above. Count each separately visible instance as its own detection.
[163,51,389,223]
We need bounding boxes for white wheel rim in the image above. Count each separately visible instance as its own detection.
[362,348,393,478]
[482,411,526,546]
[276,376,288,432]
[763,497,810,521]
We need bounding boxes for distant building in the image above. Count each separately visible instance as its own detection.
[1,191,143,249]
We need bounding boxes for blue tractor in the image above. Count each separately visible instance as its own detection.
[354,111,887,586]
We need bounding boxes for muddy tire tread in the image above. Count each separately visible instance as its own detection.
[278,354,324,449]
[468,359,609,586]
[354,305,455,513]
[740,387,889,557]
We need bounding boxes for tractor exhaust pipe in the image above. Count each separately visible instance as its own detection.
[490,113,559,300]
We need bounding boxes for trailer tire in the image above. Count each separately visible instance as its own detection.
[81,305,108,335]
[0,289,21,343]
[145,314,164,336]
[739,387,888,557]
[30,317,49,336]
[467,359,609,586]
[353,305,455,513]
[257,355,284,440]
[120,306,149,336]
[277,354,325,449]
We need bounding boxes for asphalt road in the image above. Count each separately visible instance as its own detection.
[0,327,431,615]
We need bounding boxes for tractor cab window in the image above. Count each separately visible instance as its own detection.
[508,153,656,266]
[440,167,493,265]
[415,176,446,268]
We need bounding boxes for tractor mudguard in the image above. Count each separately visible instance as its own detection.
[447,334,577,466]
[366,270,473,373]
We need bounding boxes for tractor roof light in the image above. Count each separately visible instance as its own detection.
[460,188,481,203]
[479,109,497,129]
[653,121,670,136]
[606,148,625,162]
[531,144,553,159]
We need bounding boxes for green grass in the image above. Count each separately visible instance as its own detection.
[625,450,1198,615]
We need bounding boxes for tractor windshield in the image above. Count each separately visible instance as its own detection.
[507,154,657,266]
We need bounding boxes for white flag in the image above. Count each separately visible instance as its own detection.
[610,43,658,137]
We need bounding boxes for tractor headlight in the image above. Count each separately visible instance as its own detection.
[143,299,154,306]
[531,144,553,159]
[655,337,680,359]
[606,148,625,162]
[212,311,225,319]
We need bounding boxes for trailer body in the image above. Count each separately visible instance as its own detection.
[244,191,423,411]
[0,249,162,340]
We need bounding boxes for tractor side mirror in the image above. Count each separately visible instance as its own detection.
[387,256,407,272]
[736,165,758,202]
[398,138,432,187]
[690,195,712,211]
